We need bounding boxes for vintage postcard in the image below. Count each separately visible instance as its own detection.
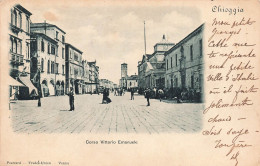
[0,0,259,166]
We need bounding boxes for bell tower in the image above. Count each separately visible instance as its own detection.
[121,63,128,78]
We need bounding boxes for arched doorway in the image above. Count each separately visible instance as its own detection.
[49,79,55,96]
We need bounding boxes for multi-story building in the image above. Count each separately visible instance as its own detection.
[82,59,90,94]
[126,74,138,90]
[31,22,66,95]
[30,32,60,96]
[65,43,84,94]
[88,61,99,93]
[99,79,116,90]
[138,35,174,89]
[9,4,38,100]
[165,24,204,97]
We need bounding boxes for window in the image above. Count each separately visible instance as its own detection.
[62,65,65,75]
[74,53,78,62]
[51,45,55,55]
[26,17,30,33]
[41,58,44,71]
[51,61,54,74]
[14,10,17,26]
[62,48,64,59]
[41,40,45,52]
[199,39,203,57]
[48,43,50,54]
[19,13,22,28]
[62,35,65,43]
[55,63,59,74]
[12,38,17,53]
[26,43,30,59]
[11,10,14,25]
[17,12,20,28]
[190,45,193,61]
[17,40,20,54]
[175,54,178,66]
[171,57,172,68]
[47,60,50,73]
[56,31,59,40]
[166,59,168,70]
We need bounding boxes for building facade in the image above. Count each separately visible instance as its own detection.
[99,79,117,90]
[165,24,204,99]
[30,32,61,97]
[126,74,138,90]
[9,4,37,100]
[82,59,90,94]
[88,61,99,93]
[31,22,66,95]
[65,43,84,94]
[138,35,174,89]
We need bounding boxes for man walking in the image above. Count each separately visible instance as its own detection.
[131,88,134,100]
[145,88,150,106]
[68,87,75,111]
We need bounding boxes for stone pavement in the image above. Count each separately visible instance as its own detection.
[10,92,203,134]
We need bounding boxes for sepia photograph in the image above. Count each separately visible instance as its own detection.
[8,3,204,134]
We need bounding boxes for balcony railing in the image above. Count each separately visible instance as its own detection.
[10,52,24,65]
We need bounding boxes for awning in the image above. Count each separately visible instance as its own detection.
[9,76,25,87]
[19,75,38,95]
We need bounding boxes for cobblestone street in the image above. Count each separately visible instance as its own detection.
[11,92,203,134]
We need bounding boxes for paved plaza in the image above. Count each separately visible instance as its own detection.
[10,92,203,134]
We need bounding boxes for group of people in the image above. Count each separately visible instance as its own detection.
[114,88,125,96]
[66,87,167,110]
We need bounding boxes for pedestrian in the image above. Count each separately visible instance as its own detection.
[158,89,164,102]
[131,88,134,100]
[68,87,75,111]
[145,88,150,106]
[102,88,112,104]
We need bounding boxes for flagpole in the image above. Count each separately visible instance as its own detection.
[144,21,146,56]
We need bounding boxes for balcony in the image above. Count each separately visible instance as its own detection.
[10,52,24,66]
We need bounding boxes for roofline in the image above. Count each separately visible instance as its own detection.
[65,43,83,54]
[31,23,66,34]
[154,42,175,47]
[15,4,32,16]
[31,32,58,44]
[165,23,205,56]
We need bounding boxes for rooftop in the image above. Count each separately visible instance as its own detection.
[65,43,83,54]
[31,22,66,34]
[15,4,32,16]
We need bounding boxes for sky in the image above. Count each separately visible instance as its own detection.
[22,2,202,84]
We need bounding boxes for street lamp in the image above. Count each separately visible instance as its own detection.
[37,64,41,107]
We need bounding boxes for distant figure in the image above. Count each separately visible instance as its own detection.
[68,87,75,111]
[102,88,111,104]
[158,89,164,102]
[145,88,151,106]
[131,88,134,100]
